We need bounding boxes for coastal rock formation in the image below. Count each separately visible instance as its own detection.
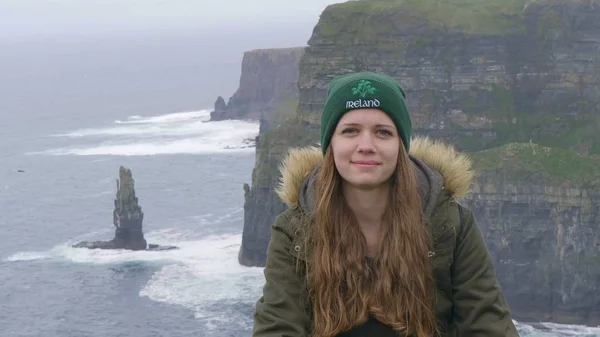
[73,166,178,251]
[464,143,600,325]
[239,0,600,326]
[210,47,305,129]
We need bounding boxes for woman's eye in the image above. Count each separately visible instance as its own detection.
[342,128,358,134]
[377,129,393,136]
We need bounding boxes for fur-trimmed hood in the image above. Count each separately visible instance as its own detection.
[274,136,474,218]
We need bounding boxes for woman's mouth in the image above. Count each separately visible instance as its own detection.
[351,160,380,167]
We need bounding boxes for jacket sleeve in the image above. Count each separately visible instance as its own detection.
[451,205,521,336]
[252,211,311,337]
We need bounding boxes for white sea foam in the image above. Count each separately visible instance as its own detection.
[515,321,600,336]
[3,210,264,332]
[5,232,264,332]
[114,110,207,125]
[32,109,259,156]
[138,233,264,331]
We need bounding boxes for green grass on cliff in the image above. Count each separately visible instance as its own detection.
[470,142,600,188]
[272,96,300,125]
[317,0,528,37]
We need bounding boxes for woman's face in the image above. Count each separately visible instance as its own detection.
[330,108,400,190]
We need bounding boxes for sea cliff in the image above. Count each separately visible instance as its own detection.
[210,47,305,130]
[239,0,600,326]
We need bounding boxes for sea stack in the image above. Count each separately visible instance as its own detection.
[73,166,178,251]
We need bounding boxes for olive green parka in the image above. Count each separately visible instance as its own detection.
[252,136,520,337]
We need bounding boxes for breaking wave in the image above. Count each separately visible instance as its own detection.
[30,109,259,156]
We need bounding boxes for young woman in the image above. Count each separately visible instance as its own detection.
[251,72,519,337]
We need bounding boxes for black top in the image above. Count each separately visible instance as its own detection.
[336,315,398,337]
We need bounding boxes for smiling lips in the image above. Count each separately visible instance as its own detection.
[351,160,380,167]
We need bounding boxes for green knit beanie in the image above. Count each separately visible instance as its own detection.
[320,71,412,154]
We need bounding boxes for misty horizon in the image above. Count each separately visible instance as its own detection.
[0,0,344,118]
[0,0,342,39]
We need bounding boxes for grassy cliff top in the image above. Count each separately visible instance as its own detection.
[242,47,306,63]
[316,0,528,37]
[525,0,593,6]
[245,47,306,54]
[469,142,600,188]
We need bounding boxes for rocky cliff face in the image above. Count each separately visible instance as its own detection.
[464,182,600,325]
[296,0,600,153]
[210,47,305,127]
[464,143,600,325]
[239,0,600,325]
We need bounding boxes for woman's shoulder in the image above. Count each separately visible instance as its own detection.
[272,206,308,239]
[270,206,312,263]
[431,187,460,217]
[428,188,465,242]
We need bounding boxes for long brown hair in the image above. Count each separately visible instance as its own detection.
[303,141,437,337]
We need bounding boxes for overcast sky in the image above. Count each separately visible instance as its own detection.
[0,0,343,37]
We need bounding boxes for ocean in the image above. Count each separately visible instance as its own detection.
[1,28,599,337]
